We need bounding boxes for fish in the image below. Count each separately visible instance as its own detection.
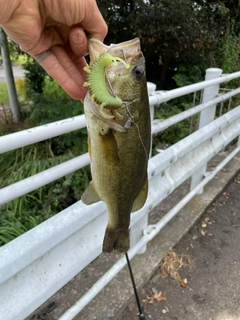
[81,37,151,253]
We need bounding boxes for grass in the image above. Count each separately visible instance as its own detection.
[0,216,38,244]
[0,82,9,103]
[0,78,26,104]
[0,143,91,246]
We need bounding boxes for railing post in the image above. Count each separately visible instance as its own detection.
[130,214,148,254]
[0,28,20,123]
[190,68,222,193]
[147,82,157,123]
[147,82,157,158]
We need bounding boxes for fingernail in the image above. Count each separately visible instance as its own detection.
[71,32,84,46]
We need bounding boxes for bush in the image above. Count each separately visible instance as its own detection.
[0,142,91,246]
[0,72,90,246]
[23,57,46,95]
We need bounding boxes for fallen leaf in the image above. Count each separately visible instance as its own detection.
[223,192,231,198]
[201,229,207,236]
[164,306,170,313]
[205,217,213,225]
[154,292,167,301]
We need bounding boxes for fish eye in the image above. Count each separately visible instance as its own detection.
[133,66,144,78]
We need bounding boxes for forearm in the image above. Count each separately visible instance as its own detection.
[0,0,21,25]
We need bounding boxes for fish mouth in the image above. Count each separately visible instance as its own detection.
[88,37,141,63]
[85,37,144,133]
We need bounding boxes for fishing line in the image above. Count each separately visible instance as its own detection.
[104,48,127,98]
[124,102,149,161]
[125,252,146,319]
[104,58,149,160]
[122,49,127,64]
[105,68,116,98]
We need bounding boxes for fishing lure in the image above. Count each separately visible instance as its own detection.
[83,53,130,120]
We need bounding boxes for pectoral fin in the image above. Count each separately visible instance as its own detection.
[81,181,102,205]
[131,177,148,212]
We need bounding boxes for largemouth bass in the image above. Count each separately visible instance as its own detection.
[82,37,151,252]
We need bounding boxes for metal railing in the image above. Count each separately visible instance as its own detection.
[1,68,240,320]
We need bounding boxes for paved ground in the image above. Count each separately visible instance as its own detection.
[122,172,240,320]
[0,64,25,82]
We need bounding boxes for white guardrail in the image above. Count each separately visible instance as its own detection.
[1,68,240,320]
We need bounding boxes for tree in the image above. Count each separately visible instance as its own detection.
[97,0,238,88]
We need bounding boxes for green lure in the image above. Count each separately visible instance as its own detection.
[83,53,130,120]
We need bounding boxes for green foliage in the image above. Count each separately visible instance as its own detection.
[0,75,90,246]
[6,40,26,64]
[23,57,46,95]
[28,76,83,125]
[218,23,240,74]
[97,0,231,86]
[173,63,207,88]
[25,75,87,155]
[0,216,38,246]
[0,79,26,104]
[0,142,91,246]
[0,82,9,103]
[153,98,198,149]
[0,121,9,135]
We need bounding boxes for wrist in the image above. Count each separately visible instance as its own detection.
[0,0,21,25]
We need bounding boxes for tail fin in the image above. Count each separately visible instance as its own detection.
[102,227,129,253]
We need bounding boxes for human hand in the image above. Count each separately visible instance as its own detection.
[0,0,108,101]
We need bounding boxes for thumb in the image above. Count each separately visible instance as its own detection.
[69,27,88,57]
